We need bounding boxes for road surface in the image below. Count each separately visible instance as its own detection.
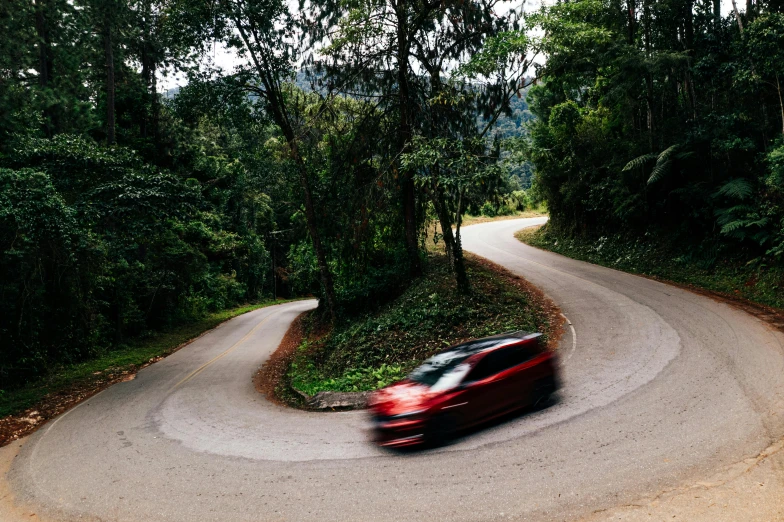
[4,217,784,521]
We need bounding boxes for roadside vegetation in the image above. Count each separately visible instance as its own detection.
[284,251,560,398]
[518,226,784,311]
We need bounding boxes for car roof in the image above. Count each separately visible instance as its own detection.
[443,330,541,358]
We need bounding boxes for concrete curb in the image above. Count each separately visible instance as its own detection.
[292,387,371,411]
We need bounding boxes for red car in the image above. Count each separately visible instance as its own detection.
[368,331,560,448]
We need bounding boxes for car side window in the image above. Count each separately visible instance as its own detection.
[506,342,540,368]
[466,348,512,381]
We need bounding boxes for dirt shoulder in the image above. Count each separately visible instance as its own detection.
[459,209,548,228]
[253,311,309,408]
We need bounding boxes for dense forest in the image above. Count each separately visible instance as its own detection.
[524,0,784,263]
[0,0,532,389]
[2,0,782,392]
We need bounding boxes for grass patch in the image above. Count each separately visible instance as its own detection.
[516,225,784,311]
[0,299,300,419]
[286,252,557,396]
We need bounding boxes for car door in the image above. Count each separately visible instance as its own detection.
[503,341,542,407]
[459,348,516,425]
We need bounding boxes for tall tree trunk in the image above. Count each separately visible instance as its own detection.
[33,0,55,136]
[431,188,468,292]
[684,0,694,48]
[452,189,469,293]
[294,152,338,319]
[140,0,150,139]
[151,61,159,143]
[104,13,116,145]
[713,0,721,27]
[232,17,339,319]
[139,0,159,143]
[432,188,455,266]
[644,0,654,149]
[276,118,338,318]
[626,0,636,45]
[395,0,421,276]
[272,108,338,319]
[683,0,696,117]
[777,74,784,136]
[730,0,744,32]
[33,0,52,89]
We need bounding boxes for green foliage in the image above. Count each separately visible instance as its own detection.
[291,362,406,395]
[0,134,275,389]
[0,0,538,399]
[521,0,784,264]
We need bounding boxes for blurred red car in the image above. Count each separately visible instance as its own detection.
[368,331,560,448]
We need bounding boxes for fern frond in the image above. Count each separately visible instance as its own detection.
[621,153,657,171]
[720,220,747,234]
[715,178,754,200]
[675,151,695,161]
[647,160,672,184]
[656,144,680,164]
[715,204,754,224]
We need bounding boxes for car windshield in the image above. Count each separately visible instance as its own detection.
[408,351,472,388]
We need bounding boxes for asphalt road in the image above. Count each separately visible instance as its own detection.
[5,217,784,521]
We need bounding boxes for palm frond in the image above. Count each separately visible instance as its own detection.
[627,143,684,184]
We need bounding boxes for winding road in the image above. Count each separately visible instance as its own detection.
[4,217,784,521]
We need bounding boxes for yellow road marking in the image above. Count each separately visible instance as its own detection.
[173,311,279,389]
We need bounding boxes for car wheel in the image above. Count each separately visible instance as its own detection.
[532,376,556,409]
[427,413,458,447]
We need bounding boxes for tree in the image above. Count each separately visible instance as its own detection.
[170,0,340,318]
[742,13,784,135]
[309,0,523,277]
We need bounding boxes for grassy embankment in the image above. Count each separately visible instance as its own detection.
[284,251,560,399]
[516,225,784,310]
[0,299,298,420]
